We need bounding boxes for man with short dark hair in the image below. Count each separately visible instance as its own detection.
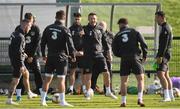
[24,13,34,23]
[6,19,36,105]
[15,13,42,101]
[155,11,174,102]
[66,12,84,95]
[40,10,76,107]
[82,12,117,100]
[112,18,148,107]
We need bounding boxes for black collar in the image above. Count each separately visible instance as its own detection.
[72,23,81,27]
[54,20,63,25]
[161,22,167,27]
[120,26,128,32]
[87,23,97,29]
[17,27,25,35]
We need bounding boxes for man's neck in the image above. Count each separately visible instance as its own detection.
[74,22,80,26]
[89,23,96,27]
[160,20,166,25]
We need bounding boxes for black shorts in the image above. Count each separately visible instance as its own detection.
[9,58,25,78]
[120,58,144,76]
[45,56,68,76]
[157,58,169,72]
[83,54,108,74]
[69,57,84,69]
[92,60,112,74]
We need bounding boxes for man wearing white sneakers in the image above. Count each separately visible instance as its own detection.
[82,12,117,100]
[155,11,175,102]
[112,18,148,107]
[40,10,76,107]
[15,13,41,101]
[6,19,38,105]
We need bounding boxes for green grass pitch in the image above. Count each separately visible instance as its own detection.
[0,94,180,108]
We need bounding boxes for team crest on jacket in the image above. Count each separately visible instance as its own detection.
[30,31,35,36]
[89,31,92,36]
[96,30,101,34]
[72,31,75,35]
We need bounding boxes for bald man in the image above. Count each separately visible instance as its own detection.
[91,21,114,94]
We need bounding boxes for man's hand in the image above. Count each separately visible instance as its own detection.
[106,51,112,62]
[79,30,85,37]
[142,57,147,64]
[71,57,76,62]
[27,57,33,63]
[76,51,84,57]
[156,57,163,64]
[24,53,28,59]
[42,56,47,64]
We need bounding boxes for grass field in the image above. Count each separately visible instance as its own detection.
[1,74,180,108]
[0,94,180,108]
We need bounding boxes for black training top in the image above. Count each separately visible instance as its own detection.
[69,23,83,51]
[41,20,76,59]
[103,30,114,60]
[9,27,26,61]
[156,22,173,60]
[16,24,41,57]
[82,23,110,57]
[112,26,148,59]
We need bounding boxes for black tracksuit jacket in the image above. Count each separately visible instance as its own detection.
[41,20,76,59]
[82,23,110,57]
[9,28,26,62]
[69,23,83,51]
[112,27,148,59]
[16,24,41,57]
[156,22,172,60]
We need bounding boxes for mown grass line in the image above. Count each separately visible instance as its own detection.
[0,94,179,108]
